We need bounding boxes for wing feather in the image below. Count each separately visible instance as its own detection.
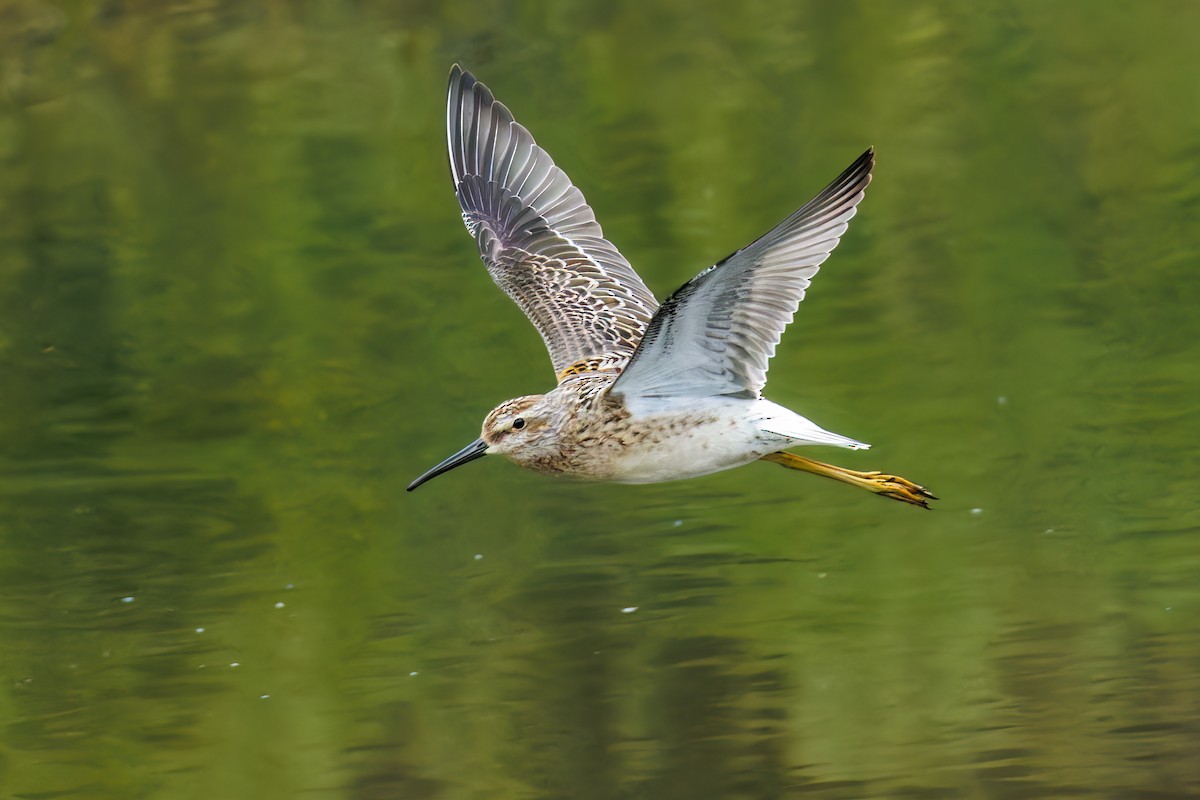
[447,66,659,378]
[612,148,875,400]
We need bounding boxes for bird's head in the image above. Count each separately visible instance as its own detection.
[406,394,550,491]
[479,395,552,454]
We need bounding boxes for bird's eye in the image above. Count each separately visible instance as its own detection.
[512,417,526,430]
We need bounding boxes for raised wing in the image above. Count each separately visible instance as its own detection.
[447,65,659,380]
[611,148,874,400]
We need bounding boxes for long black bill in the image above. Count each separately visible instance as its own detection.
[407,438,489,492]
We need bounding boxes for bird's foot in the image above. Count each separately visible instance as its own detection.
[852,470,938,509]
[761,452,937,509]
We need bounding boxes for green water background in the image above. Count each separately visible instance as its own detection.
[1,1,1198,797]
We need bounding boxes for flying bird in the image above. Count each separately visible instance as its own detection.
[408,66,935,508]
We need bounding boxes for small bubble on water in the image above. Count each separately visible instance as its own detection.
[274,602,285,609]
[408,671,419,677]
[285,583,295,590]
[673,520,683,527]
[621,606,639,614]
[970,508,983,515]
[195,627,205,634]
[474,553,483,560]
[260,694,270,700]
[229,662,240,668]
[120,596,135,604]
[997,396,1007,405]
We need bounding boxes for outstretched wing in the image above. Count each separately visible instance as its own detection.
[611,148,874,400]
[447,65,659,380]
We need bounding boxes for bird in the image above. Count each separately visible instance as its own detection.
[407,65,936,508]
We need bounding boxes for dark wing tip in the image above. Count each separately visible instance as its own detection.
[447,65,494,188]
[448,64,490,100]
[448,65,469,104]
[840,146,875,185]
[447,64,477,106]
[795,146,874,217]
[848,146,875,184]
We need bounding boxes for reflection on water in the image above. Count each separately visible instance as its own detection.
[2,1,1199,798]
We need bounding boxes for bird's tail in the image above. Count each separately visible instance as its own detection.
[755,400,869,450]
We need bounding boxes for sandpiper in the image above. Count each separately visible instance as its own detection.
[408,66,935,508]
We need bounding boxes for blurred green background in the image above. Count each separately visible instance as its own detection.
[1,1,1198,798]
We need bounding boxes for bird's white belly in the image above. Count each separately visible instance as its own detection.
[597,396,863,484]
[605,412,784,484]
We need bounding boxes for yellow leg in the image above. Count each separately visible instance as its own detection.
[761,452,937,509]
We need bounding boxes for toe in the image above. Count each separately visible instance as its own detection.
[875,475,936,508]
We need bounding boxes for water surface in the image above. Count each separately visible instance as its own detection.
[1,2,1198,798]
